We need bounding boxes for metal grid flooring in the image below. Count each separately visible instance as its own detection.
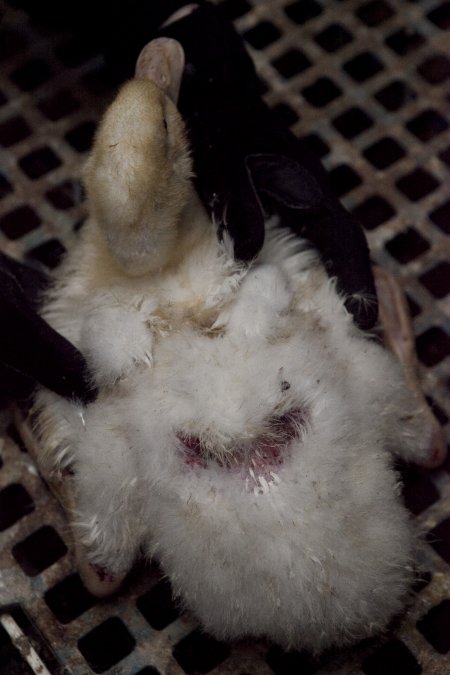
[0,0,449,673]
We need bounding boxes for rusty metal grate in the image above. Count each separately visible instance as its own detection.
[0,0,449,673]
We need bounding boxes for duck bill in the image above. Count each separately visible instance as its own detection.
[135,37,185,105]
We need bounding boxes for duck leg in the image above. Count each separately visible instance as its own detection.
[374,266,446,468]
[15,407,125,597]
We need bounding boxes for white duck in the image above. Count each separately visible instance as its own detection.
[22,38,445,654]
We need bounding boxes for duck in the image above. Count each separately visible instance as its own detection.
[25,37,445,653]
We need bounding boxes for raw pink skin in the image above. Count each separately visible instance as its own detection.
[90,563,116,584]
[417,439,447,469]
[177,407,307,487]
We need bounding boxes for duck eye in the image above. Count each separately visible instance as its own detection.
[281,380,291,392]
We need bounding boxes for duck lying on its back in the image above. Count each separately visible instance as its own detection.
[30,39,444,653]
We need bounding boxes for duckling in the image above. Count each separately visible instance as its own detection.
[27,38,445,653]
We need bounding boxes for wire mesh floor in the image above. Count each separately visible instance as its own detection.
[0,0,449,673]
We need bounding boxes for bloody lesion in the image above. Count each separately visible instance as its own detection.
[177,406,309,485]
